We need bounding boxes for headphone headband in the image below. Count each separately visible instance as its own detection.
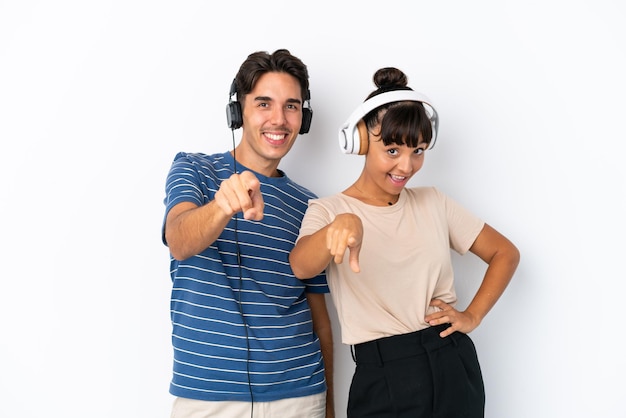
[226,78,313,134]
[338,89,439,154]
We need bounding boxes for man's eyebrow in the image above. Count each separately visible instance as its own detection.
[253,96,302,104]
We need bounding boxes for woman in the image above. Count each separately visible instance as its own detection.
[289,67,520,418]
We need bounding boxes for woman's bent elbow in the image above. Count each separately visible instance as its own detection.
[289,255,316,280]
[290,264,310,280]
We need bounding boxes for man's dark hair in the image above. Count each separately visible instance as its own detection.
[234,49,310,104]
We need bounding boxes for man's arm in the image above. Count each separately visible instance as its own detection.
[307,292,335,418]
[165,200,231,260]
[165,171,264,260]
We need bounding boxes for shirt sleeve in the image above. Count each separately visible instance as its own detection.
[297,198,334,242]
[436,188,485,254]
[296,199,332,293]
[162,152,210,245]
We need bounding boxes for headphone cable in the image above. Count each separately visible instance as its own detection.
[231,129,254,418]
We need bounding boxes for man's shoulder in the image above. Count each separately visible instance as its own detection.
[172,151,228,164]
[171,151,236,174]
[281,178,319,202]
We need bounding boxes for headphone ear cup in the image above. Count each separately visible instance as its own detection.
[300,108,313,134]
[356,120,369,155]
[226,101,242,130]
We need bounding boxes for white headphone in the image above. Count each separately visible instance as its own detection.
[338,90,439,155]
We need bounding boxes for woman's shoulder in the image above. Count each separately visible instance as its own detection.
[404,186,443,200]
[403,187,457,211]
[309,192,347,206]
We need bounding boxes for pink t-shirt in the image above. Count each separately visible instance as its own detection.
[297,186,485,345]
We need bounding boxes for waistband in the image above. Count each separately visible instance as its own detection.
[352,324,457,365]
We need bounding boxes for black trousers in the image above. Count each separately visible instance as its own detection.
[347,324,485,418]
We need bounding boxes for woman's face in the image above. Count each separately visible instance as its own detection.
[364,127,427,195]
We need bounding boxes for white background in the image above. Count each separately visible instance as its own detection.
[1,1,625,417]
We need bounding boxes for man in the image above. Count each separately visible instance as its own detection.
[162,49,334,417]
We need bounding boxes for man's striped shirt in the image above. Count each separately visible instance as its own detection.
[163,151,329,402]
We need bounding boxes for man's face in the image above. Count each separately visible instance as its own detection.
[239,72,303,170]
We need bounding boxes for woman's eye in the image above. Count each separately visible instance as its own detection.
[414,148,425,155]
[387,149,398,156]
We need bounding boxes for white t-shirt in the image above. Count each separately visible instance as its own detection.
[297,186,485,345]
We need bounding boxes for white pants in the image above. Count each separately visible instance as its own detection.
[171,392,326,418]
